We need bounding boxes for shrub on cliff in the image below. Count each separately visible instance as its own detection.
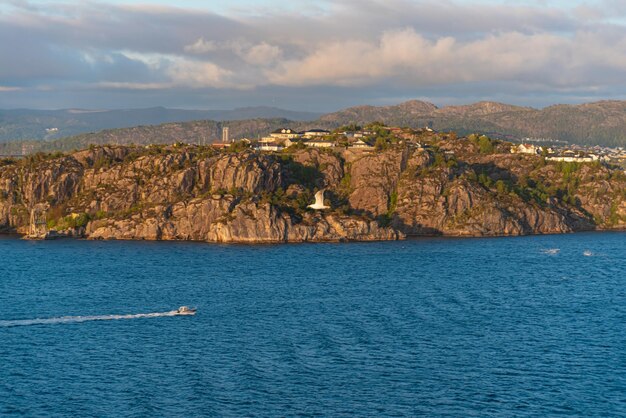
[374,137,390,151]
[336,123,362,133]
[478,136,495,154]
[53,212,91,230]
[284,142,307,152]
[282,157,322,188]
[467,134,495,154]
[228,141,251,153]
[0,157,17,167]
[495,180,510,195]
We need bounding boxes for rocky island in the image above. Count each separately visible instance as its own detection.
[1,128,625,243]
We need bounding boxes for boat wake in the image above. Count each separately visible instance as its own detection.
[0,310,181,328]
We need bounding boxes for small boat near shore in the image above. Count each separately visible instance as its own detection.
[175,306,196,316]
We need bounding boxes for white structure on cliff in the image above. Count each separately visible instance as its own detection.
[546,155,596,163]
[269,128,300,140]
[350,139,373,149]
[303,129,331,138]
[303,139,335,148]
[222,127,230,143]
[255,143,284,152]
[511,143,540,155]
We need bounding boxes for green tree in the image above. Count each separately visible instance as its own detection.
[374,137,389,151]
[478,135,494,154]
[228,140,250,152]
[337,123,361,132]
[495,180,510,194]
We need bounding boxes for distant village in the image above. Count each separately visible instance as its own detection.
[8,124,626,170]
[215,124,448,154]
[215,126,391,152]
[510,142,626,164]
[215,124,626,167]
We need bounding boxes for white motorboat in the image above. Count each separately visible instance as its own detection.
[175,306,197,316]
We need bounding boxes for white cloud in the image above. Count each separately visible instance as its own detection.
[184,37,218,54]
[241,42,283,66]
[267,27,626,88]
[166,59,239,89]
[0,86,21,92]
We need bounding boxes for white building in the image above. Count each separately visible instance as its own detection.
[270,128,301,140]
[303,129,331,138]
[353,130,375,139]
[255,143,284,152]
[284,138,303,147]
[546,155,596,163]
[350,139,373,149]
[304,139,335,148]
[258,128,301,147]
[511,144,540,155]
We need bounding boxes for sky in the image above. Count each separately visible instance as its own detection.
[1,0,626,111]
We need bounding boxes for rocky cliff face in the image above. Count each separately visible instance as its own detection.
[0,140,624,243]
[0,146,400,242]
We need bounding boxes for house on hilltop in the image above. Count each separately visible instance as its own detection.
[303,129,331,138]
[257,128,300,148]
[349,138,374,150]
[304,138,335,148]
[511,143,540,155]
[254,142,284,152]
[270,128,301,140]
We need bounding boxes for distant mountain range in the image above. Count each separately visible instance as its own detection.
[2,100,626,152]
[320,100,626,147]
[0,106,321,142]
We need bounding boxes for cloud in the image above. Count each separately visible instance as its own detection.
[183,37,282,66]
[0,86,22,92]
[267,27,626,89]
[184,37,218,54]
[1,0,626,110]
[241,42,283,66]
[94,82,171,90]
[165,59,239,89]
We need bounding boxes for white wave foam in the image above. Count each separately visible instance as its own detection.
[0,310,180,327]
[583,250,593,256]
[541,248,560,255]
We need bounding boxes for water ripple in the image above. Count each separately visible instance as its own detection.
[0,233,624,416]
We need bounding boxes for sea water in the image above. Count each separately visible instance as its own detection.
[0,233,624,416]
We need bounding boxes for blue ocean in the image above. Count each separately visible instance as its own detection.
[0,233,624,416]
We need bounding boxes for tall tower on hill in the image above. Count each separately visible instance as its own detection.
[222,127,230,143]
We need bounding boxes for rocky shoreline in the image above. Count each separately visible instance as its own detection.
[4,227,626,245]
[1,139,624,244]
